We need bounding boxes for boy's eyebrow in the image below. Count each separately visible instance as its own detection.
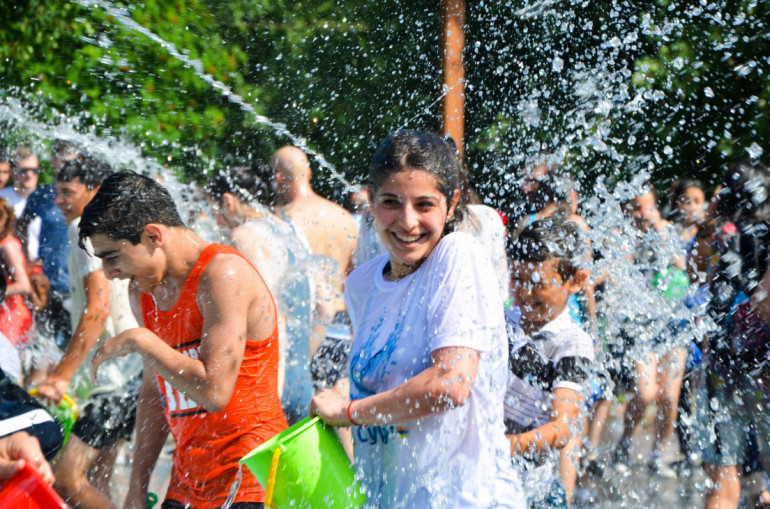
[93,249,118,259]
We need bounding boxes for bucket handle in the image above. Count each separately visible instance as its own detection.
[264,445,284,509]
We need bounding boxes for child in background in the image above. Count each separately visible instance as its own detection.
[0,198,33,348]
[667,178,708,284]
[505,219,594,508]
[612,186,690,479]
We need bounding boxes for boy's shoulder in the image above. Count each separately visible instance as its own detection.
[537,310,594,361]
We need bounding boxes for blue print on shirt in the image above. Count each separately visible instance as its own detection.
[350,311,405,399]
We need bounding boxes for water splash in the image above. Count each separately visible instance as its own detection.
[74,0,356,192]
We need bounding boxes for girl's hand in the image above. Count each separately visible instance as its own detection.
[310,389,351,426]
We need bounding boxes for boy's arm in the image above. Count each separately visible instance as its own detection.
[123,363,169,509]
[91,254,270,413]
[37,269,110,404]
[507,387,582,455]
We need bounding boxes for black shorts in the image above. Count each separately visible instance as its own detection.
[72,377,140,450]
[310,313,352,392]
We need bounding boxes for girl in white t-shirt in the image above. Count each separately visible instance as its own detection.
[311,130,523,508]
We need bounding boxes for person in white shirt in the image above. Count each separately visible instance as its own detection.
[311,130,523,508]
[37,156,141,509]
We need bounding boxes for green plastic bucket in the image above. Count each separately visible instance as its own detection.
[240,416,366,509]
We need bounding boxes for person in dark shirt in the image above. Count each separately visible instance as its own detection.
[701,160,770,509]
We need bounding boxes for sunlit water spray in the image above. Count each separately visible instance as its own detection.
[75,0,358,193]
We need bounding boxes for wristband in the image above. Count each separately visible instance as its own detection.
[347,399,361,426]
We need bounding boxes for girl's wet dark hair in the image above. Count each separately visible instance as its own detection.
[79,171,185,250]
[508,218,585,279]
[717,160,770,223]
[206,164,274,206]
[368,130,464,233]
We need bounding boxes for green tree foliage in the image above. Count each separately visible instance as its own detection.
[0,0,441,191]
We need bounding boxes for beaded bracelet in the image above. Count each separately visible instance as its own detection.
[347,399,361,426]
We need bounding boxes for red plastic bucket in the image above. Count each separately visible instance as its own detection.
[0,462,69,508]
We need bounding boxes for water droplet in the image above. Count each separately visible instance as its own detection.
[747,142,764,159]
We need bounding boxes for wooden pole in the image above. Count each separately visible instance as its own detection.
[441,0,466,158]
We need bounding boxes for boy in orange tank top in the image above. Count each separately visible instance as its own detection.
[80,172,287,509]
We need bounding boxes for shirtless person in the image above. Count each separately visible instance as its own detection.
[84,172,287,509]
[270,147,359,392]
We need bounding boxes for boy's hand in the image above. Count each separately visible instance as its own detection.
[91,327,148,382]
[36,376,69,406]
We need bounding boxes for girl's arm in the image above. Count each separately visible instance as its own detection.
[0,240,32,296]
[507,387,583,455]
[310,346,480,426]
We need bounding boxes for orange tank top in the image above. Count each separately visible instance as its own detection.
[141,243,287,508]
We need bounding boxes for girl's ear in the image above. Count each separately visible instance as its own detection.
[447,188,461,220]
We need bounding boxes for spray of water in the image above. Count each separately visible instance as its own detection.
[74,0,358,192]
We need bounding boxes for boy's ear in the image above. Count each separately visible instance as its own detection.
[222,192,237,213]
[143,223,164,246]
[567,269,590,293]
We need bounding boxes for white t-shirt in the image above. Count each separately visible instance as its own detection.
[67,218,142,398]
[345,232,524,509]
[0,187,40,261]
[462,204,509,303]
[504,308,594,501]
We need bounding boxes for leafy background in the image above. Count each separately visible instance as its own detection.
[1,0,767,211]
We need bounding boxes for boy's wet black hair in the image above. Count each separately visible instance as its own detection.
[57,154,112,191]
[52,139,81,159]
[205,164,273,206]
[508,218,585,280]
[717,160,770,224]
[78,171,185,250]
[368,130,465,234]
